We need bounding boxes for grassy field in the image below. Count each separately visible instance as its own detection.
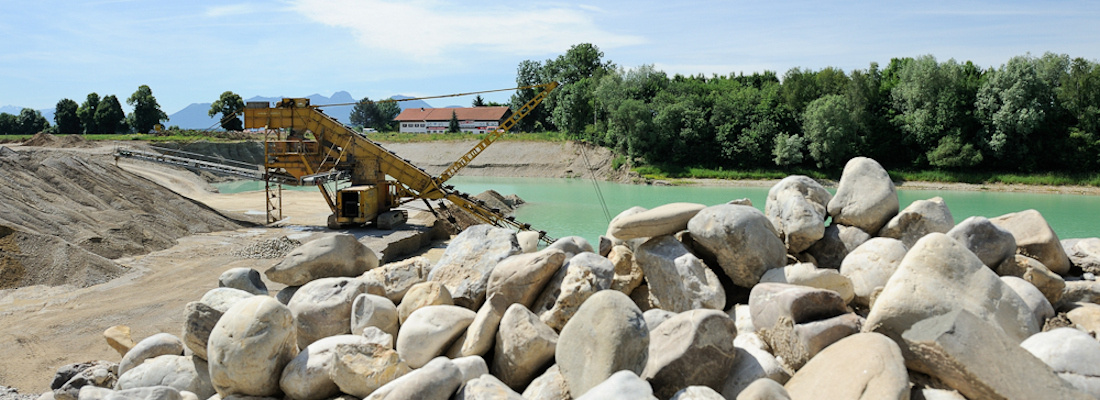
[0,131,261,143]
[366,131,567,143]
[633,164,1100,187]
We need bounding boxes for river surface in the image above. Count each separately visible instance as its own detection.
[217,177,1100,246]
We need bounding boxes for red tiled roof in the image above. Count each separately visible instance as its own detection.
[394,106,510,122]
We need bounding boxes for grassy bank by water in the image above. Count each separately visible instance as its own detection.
[635,164,1100,188]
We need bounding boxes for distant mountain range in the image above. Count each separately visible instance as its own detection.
[2,92,441,131]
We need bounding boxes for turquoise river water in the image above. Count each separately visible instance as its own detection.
[216,177,1100,246]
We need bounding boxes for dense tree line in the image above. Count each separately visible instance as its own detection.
[513,45,1100,172]
[0,86,169,135]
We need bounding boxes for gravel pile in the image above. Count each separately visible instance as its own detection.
[231,236,302,259]
[0,386,36,400]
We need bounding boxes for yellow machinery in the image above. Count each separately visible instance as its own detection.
[243,82,559,242]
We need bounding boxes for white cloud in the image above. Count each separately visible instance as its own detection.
[206,4,261,18]
[288,0,644,59]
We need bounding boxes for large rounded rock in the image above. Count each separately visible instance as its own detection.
[722,346,789,399]
[1065,238,1100,274]
[608,244,644,295]
[458,293,509,357]
[839,238,907,307]
[486,248,567,308]
[608,202,707,240]
[53,361,118,400]
[218,268,268,296]
[116,355,214,400]
[546,236,595,258]
[207,296,298,397]
[277,335,370,400]
[760,262,854,304]
[119,333,185,376]
[265,233,379,286]
[329,342,411,398]
[863,233,1039,373]
[396,305,476,368]
[350,294,399,339]
[687,204,786,288]
[805,223,871,270]
[396,281,453,324]
[532,252,615,331]
[635,236,725,313]
[557,290,649,398]
[575,371,657,400]
[736,379,790,400]
[452,356,489,385]
[990,209,1071,275]
[427,224,521,309]
[199,288,254,311]
[288,277,373,349]
[996,254,1065,305]
[492,304,558,390]
[827,157,899,234]
[454,374,524,400]
[1000,276,1054,329]
[784,333,908,400]
[641,309,738,398]
[522,364,570,400]
[358,256,430,304]
[364,356,462,400]
[877,197,955,248]
[947,216,1016,268]
[1021,328,1100,397]
[765,176,832,253]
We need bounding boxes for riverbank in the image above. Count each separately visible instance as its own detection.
[676,178,1100,196]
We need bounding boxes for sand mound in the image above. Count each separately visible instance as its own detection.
[0,150,246,288]
[21,132,96,148]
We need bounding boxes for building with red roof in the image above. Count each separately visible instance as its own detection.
[393,106,511,134]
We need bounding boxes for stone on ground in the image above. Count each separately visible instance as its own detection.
[764,176,832,253]
[117,355,214,400]
[805,223,871,270]
[288,277,373,349]
[995,254,1065,305]
[839,238,907,308]
[359,326,394,349]
[670,385,725,400]
[459,293,509,357]
[486,248,567,308]
[396,281,453,324]
[641,309,738,398]
[53,361,118,400]
[350,293,399,338]
[1067,303,1100,336]
[532,252,614,331]
[644,309,677,332]
[546,236,595,258]
[207,296,297,398]
[517,231,540,254]
[947,216,1016,268]
[575,371,657,400]
[863,233,1039,372]
[277,335,370,400]
[1020,328,1100,397]
[329,341,411,398]
[358,256,430,304]
[722,346,790,399]
[119,333,184,376]
[688,204,787,288]
[522,364,570,400]
[1000,276,1054,329]
[827,157,899,234]
[635,236,725,312]
[452,356,489,385]
[760,262,854,304]
[265,233,378,286]
[218,268,268,296]
[878,197,955,248]
[104,325,136,357]
[1065,238,1100,274]
[900,309,1092,400]
[784,333,908,400]
[492,304,558,390]
[608,202,707,240]
[428,224,521,309]
[395,305,476,369]
[557,290,649,398]
[736,379,790,400]
[749,283,858,370]
[453,374,524,400]
[608,244,644,295]
[990,209,1071,275]
[364,357,462,400]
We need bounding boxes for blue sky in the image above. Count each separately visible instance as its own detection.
[2,0,1098,115]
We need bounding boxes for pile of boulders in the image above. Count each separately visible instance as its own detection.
[40,156,1100,400]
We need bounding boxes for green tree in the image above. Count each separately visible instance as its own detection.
[472,95,485,107]
[510,60,548,132]
[54,98,81,134]
[127,85,168,133]
[803,94,859,168]
[540,43,616,136]
[976,55,1055,169]
[209,91,245,131]
[448,110,461,133]
[0,113,16,134]
[94,95,126,134]
[16,108,50,135]
[78,92,100,134]
[773,132,805,166]
[350,97,382,130]
[376,101,401,131]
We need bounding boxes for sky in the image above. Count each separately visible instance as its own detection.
[1,0,1098,115]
